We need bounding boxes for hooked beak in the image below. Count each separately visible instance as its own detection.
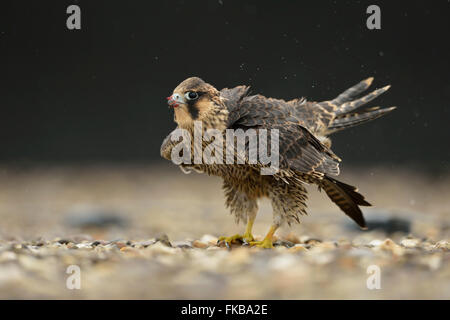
[166,93,185,108]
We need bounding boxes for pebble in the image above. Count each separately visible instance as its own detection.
[155,234,172,247]
[76,243,93,249]
[288,244,308,253]
[369,239,384,247]
[274,240,295,248]
[147,241,179,255]
[400,238,421,248]
[434,240,449,250]
[172,240,192,249]
[192,240,209,249]
[0,233,447,299]
[66,243,77,249]
[200,234,218,245]
[134,240,156,248]
[376,238,405,256]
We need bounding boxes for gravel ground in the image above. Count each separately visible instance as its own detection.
[0,165,449,299]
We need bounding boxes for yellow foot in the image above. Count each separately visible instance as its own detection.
[217,233,254,248]
[249,238,274,249]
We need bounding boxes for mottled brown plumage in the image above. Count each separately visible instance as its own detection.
[161,77,395,248]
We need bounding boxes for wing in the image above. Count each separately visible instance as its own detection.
[224,91,341,177]
[220,85,251,126]
[276,122,340,176]
[160,127,180,161]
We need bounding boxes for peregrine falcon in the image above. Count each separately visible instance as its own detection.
[160,77,395,248]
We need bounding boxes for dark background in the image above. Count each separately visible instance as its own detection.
[1,0,449,171]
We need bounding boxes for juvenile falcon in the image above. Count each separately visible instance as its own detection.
[160,77,395,248]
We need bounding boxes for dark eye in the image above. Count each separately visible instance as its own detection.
[185,91,199,100]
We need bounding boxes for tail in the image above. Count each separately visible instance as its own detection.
[320,176,371,229]
[325,77,396,134]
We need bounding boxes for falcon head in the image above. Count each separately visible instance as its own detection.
[167,77,221,128]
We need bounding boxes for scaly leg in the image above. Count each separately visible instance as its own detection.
[249,224,279,249]
[218,208,257,247]
[242,210,256,243]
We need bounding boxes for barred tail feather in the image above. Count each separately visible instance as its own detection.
[323,77,395,135]
[327,106,396,134]
[336,85,391,116]
[320,176,371,229]
[331,77,374,106]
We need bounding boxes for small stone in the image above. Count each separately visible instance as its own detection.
[400,238,420,248]
[288,244,308,253]
[200,234,218,245]
[50,242,63,248]
[206,246,222,251]
[369,239,384,247]
[155,234,172,247]
[380,238,397,248]
[273,240,295,248]
[67,243,77,249]
[303,238,322,245]
[193,240,208,249]
[376,238,405,256]
[133,240,156,248]
[26,246,41,254]
[434,240,449,250]
[13,244,23,251]
[147,241,179,254]
[172,240,192,249]
[115,242,127,249]
[76,243,93,249]
[101,243,118,251]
